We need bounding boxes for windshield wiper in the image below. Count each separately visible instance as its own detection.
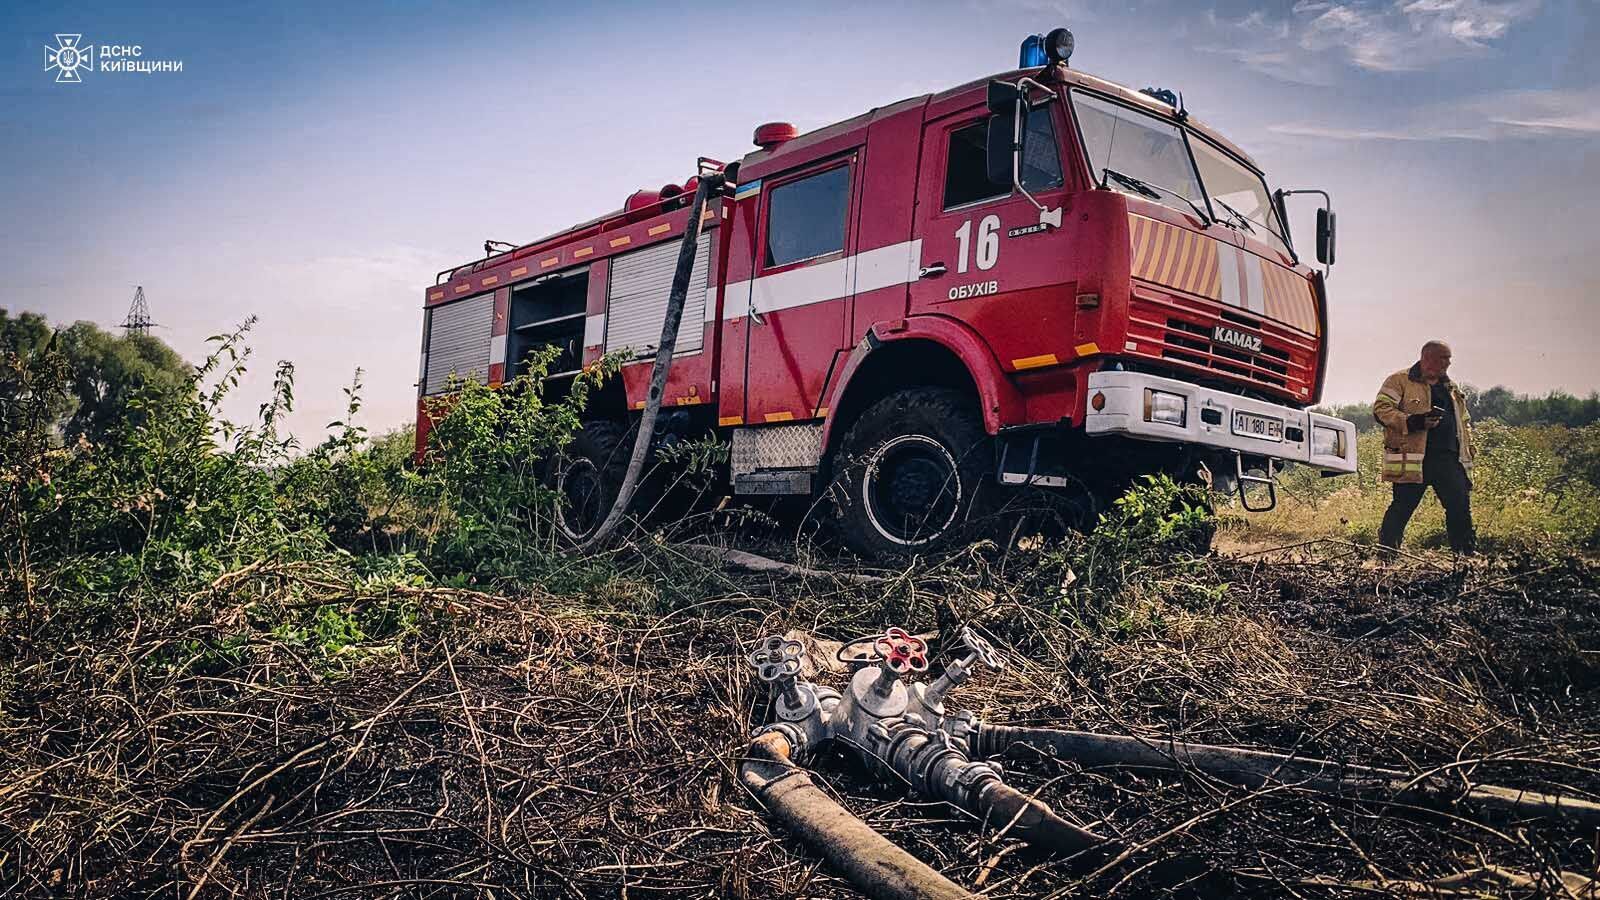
[1212,198,1257,234]
[1102,168,1212,225]
[1101,167,1159,200]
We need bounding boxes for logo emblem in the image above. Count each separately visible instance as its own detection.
[45,34,93,83]
[1212,325,1263,353]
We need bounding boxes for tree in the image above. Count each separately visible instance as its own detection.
[0,311,74,435]
[0,309,190,445]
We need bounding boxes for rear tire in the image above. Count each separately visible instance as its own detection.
[554,419,630,543]
[830,388,993,558]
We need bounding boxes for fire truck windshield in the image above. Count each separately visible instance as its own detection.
[1072,89,1294,257]
[1190,138,1292,256]
[1072,91,1205,218]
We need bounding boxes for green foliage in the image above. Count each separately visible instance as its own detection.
[0,308,190,445]
[410,348,623,577]
[1318,383,1600,434]
[1242,422,1600,551]
[1315,401,1377,432]
[652,433,729,477]
[2,317,336,620]
[1467,385,1600,428]
[1023,474,1217,618]
[0,311,74,436]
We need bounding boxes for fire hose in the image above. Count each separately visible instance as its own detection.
[741,626,1600,898]
[577,167,725,552]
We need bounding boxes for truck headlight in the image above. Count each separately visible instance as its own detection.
[1312,424,1345,458]
[1143,389,1186,427]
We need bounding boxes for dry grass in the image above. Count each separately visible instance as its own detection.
[2,541,1597,898]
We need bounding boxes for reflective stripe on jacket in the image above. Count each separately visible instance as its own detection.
[1371,364,1474,484]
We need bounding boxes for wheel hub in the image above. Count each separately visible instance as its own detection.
[863,435,961,545]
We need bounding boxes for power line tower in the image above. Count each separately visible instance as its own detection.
[121,285,157,336]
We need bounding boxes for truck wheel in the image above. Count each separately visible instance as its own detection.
[554,419,630,542]
[831,388,992,557]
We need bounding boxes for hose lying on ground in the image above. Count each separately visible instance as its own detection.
[977,725,1600,828]
[739,732,977,900]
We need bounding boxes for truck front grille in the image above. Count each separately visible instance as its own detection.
[1162,318,1289,388]
[1125,289,1316,401]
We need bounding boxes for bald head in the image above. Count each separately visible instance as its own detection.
[1419,340,1453,381]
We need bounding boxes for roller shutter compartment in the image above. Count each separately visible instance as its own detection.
[423,292,494,395]
[604,233,710,358]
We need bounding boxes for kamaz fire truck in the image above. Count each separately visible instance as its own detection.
[416,29,1359,557]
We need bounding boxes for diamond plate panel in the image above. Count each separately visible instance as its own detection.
[731,424,824,476]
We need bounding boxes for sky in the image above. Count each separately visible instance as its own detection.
[2,0,1596,440]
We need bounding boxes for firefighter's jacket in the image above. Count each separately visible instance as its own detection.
[1371,364,1475,484]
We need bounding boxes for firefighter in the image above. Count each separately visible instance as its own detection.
[1372,340,1476,553]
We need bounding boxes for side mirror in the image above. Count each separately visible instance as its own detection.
[1316,207,1336,265]
[985,81,1025,187]
[986,114,1019,186]
[986,80,1020,115]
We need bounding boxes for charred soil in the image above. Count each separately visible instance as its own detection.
[4,542,1598,898]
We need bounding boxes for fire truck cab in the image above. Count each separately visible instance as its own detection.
[417,30,1358,557]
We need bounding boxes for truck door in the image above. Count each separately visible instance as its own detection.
[741,155,857,424]
[907,104,1073,373]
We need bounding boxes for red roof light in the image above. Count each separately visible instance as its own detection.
[753,122,798,151]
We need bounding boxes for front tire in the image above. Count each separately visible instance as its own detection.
[830,388,993,558]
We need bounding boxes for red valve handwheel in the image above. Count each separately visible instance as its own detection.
[873,627,928,673]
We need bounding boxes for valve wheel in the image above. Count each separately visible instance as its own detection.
[873,627,928,674]
[958,627,1004,671]
[747,636,804,683]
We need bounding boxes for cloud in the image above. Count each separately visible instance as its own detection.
[1201,0,1543,81]
[1302,0,1540,71]
[1269,87,1600,141]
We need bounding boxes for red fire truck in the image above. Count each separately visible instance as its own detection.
[416,29,1358,556]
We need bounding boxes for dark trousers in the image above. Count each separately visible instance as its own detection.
[1379,455,1475,553]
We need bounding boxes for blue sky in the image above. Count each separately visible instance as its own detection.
[3,0,1596,438]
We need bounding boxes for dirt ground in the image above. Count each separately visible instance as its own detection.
[3,541,1598,898]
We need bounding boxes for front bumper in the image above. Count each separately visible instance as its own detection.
[1083,371,1358,474]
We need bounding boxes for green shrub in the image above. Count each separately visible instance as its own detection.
[1018,474,1216,618]
[408,348,621,578]
[2,319,334,619]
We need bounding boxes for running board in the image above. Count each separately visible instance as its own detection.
[733,471,813,495]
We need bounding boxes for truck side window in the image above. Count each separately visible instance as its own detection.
[943,109,1064,210]
[764,165,850,268]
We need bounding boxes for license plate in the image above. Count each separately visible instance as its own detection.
[1232,410,1283,442]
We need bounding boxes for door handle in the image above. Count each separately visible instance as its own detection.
[919,263,948,279]
[749,305,766,326]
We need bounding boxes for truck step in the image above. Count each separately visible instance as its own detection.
[733,470,813,495]
[732,423,823,476]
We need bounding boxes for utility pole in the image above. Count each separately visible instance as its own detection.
[121,285,156,336]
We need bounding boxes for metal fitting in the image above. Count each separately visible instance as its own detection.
[919,627,1004,714]
[748,635,816,721]
[748,624,1042,833]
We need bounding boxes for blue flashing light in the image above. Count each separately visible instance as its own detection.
[1019,34,1047,68]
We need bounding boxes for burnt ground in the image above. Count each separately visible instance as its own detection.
[2,542,1598,898]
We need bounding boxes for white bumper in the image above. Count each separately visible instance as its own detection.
[1084,371,1358,474]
